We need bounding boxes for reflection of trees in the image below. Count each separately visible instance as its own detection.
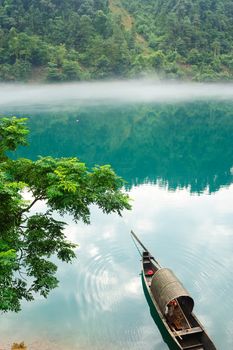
[16,102,233,193]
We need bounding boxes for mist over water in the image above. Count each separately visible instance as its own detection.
[1,80,233,111]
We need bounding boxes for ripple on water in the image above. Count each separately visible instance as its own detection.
[77,244,129,315]
[226,319,233,341]
[165,241,232,308]
[168,240,233,346]
[73,242,149,350]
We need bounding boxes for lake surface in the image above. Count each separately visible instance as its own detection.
[1,98,233,350]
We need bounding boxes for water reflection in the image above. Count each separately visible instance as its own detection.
[1,183,232,349]
[14,101,233,194]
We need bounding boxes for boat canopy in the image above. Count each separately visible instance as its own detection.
[150,268,194,315]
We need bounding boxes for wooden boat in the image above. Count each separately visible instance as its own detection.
[131,231,217,350]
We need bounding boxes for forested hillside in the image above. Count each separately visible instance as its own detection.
[123,0,233,80]
[1,0,233,82]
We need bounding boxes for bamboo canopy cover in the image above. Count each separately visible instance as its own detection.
[150,268,194,315]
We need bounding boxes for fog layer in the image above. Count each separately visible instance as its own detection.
[1,80,233,111]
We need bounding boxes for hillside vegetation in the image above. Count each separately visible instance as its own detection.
[1,0,233,81]
[122,0,233,80]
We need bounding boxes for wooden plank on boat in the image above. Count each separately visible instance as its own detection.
[176,327,203,336]
[183,344,204,350]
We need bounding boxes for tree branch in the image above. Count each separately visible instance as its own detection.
[20,196,43,215]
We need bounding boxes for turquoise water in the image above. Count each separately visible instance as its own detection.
[1,101,233,350]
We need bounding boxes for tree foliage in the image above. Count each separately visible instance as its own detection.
[0,117,131,312]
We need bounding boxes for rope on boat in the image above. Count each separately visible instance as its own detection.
[131,230,149,252]
[130,232,143,257]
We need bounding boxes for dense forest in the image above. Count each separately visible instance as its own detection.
[1,0,233,81]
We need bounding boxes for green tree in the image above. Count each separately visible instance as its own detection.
[149,51,166,70]
[94,10,109,37]
[62,60,83,80]
[0,117,131,312]
[187,48,202,65]
[46,63,63,81]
